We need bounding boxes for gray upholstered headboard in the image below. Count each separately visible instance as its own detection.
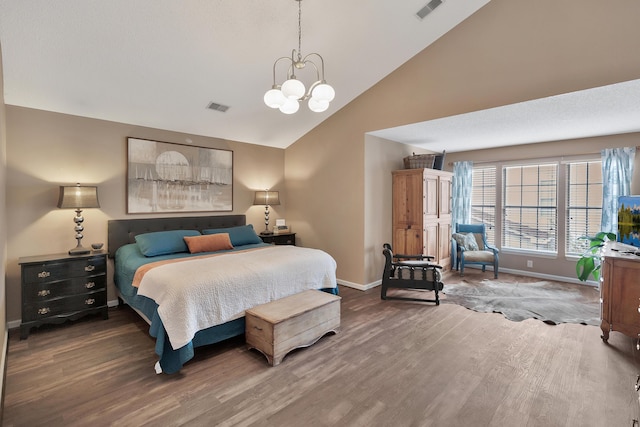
[107,215,246,258]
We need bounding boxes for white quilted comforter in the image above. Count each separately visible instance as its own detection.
[135,245,337,350]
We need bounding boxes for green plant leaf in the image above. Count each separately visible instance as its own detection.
[576,231,615,281]
[576,256,595,281]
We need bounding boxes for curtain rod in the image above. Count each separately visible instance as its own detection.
[447,146,640,167]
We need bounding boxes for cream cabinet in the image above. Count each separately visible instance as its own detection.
[392,168,452,269]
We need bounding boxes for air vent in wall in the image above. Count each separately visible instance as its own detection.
[416,0,443,20]
[207,102,230,113]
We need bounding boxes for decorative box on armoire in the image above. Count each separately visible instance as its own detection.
[392,168,453,269]
[19,252,108,339]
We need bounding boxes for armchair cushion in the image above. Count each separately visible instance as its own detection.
[463,250,495,263]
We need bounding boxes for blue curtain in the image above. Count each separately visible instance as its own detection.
[452,161,473,228]
[601,147,636,233]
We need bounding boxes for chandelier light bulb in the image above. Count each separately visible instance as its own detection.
[308,98,329,113]
[311,83,335,102]
[279,98,300,114]
[281,78,306,100]
[264,88,287,108]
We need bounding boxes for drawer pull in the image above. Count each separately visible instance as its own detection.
[38,307,50,315]
[37,289,51,297]
[85,298,95,305]
[253,326,263,331]
[85,282,95,289]
[37,271,51,279]
[84,265,96,272]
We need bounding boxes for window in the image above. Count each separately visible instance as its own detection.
[471,167,496,245]
[566,160,603,255]
[502,164,558,252]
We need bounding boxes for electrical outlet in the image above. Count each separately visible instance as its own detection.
[527,260,533,268]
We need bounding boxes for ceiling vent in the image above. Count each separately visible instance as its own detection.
[206,102,230,113]
[416,0,443,20]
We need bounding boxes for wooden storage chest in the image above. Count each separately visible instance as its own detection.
[245,290,341,366]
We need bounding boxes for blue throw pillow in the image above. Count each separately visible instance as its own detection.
[202,225,263,246]
[135,229,201,257]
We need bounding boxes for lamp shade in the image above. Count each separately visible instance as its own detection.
[57,184,100,209]
[253,191,280,206]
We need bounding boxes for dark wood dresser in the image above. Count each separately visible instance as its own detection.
[19,252,108,339]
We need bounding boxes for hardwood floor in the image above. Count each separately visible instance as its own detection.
[3,272,640,426]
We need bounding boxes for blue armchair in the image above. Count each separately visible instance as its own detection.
[451,223,499,278]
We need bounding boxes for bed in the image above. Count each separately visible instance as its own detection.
[108,215,338,374]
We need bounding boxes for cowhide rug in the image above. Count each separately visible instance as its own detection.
[441,273,600,326]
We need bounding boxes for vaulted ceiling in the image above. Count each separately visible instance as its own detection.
[2,1,639,154]
[0,0,490,149]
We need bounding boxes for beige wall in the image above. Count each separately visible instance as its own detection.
[285,0,640,286]
[0,41,8,405]
[363,136,432,286]
[5,107,285,323]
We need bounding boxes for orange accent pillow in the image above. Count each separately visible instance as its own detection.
[183,233,234,253]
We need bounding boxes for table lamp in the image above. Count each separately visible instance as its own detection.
[253,190,280,235]
[57,183,100,255]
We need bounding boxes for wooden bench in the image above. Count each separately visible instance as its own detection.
[245,289,341,366]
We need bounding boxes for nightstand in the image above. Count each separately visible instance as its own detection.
[19,252,108,339]
[260,232,296,246]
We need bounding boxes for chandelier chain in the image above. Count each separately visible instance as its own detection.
[297,0,302,58]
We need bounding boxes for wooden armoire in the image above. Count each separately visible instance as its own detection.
[392,168,453,269]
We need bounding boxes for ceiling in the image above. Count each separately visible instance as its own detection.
[1,1,638,153]
[0,0,490,149]
[369,78,640,153]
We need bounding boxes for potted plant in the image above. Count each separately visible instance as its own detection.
[576,231,617,282]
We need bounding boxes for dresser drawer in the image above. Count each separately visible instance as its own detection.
[22,290,107,322]
[23,275,106,302]
[22,257,106,284]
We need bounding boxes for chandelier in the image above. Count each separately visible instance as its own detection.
[263,0,335,114]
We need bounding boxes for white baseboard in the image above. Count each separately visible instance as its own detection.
[450,265,597,287]
[0,327,7,412]
[337,268,595,294]
[6,320,19,330]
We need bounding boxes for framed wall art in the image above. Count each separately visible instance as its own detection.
[618,195,640,248]
[127,137,233,213]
